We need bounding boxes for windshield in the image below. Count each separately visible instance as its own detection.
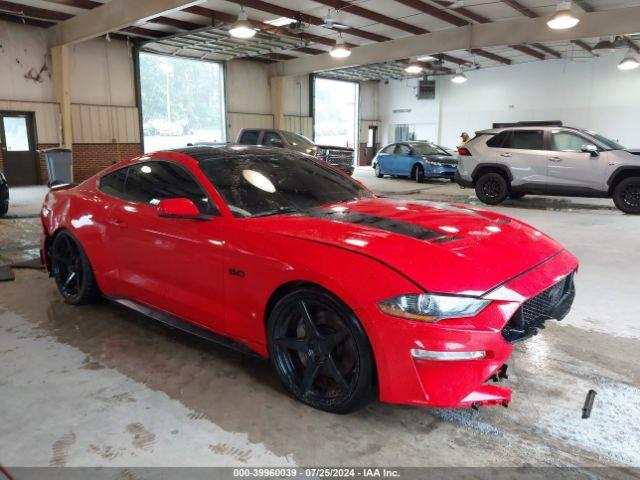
[410,143,449,156]
[281,131,316,148]
[580,130,625,150]
[199,152,373,218]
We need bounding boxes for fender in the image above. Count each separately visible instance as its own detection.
[606,165,640,188]
[471,163,514,183]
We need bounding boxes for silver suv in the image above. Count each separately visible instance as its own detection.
[455,122,640,213]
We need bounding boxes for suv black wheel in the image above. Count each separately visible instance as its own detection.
[374,162,383,178]
[51,231,101,304]
[413,164,425,183]
[268,287,374,414]
[613,177,640,214]
[475,172,509,205]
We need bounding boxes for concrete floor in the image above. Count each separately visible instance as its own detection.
[1,170,639,472]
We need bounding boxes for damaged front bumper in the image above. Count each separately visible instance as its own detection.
[365,249,578,409]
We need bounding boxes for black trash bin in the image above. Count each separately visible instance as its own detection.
[43,148,73,187]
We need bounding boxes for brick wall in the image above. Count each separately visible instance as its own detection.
[1,142,141,185]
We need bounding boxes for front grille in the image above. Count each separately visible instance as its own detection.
[502,271,576,343]
[318,149,353,166]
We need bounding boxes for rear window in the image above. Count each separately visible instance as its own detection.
[503,130,544,150]
[486,131,510,148]
[239,130,260,145]
[99,168,127,199]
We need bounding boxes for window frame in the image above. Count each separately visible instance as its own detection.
[261,131,285,148]
[98,159,219,216]
[502,129,545,151]
[546,129,599,153]
[238,130,260,145]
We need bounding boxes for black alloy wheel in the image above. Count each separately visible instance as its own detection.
[51,231,100,304]
[475,172,508,205]
[613,177,640,214]
[414,165,425,183]
[268,288,374,413]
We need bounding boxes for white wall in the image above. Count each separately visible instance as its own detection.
[283,74,309,117]
[359,80,379,121]
[378,55,640,149]
[226,59,271,115]
[378,78,439,147]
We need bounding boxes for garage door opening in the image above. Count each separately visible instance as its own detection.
[139,53,226,153]
[313,77,359,163]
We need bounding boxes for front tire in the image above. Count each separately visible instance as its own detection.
[475,172,509,205]
[613,177,640,214]
[413,165,425,183]
[374,162,383,178]
[268,287,374,414]
[51,231,101,304]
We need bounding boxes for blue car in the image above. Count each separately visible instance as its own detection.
[373,142,458,183]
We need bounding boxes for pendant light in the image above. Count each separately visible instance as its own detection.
[547,1,579,30]
[330,35,351,58]
[229,7,256,39]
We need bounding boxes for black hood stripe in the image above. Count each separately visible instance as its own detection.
[301,209,447,242]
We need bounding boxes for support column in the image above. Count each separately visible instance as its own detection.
[51,45,73,153]
[270,76,286,130]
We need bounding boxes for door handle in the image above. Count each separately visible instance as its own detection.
[109,218,127,228]
[548,157,562,162]
[499,153,511,157]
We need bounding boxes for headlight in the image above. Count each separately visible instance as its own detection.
[377,294,490,322]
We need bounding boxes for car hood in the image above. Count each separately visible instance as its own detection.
[252,198,563,296]
[315,145,354,152]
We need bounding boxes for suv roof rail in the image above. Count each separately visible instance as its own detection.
[492,121,563,128]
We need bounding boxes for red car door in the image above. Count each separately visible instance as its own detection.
[108,160,226,332]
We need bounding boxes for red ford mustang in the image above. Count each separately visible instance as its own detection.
[40,146,578,413]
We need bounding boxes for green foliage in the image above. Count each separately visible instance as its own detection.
[140,53,224,130]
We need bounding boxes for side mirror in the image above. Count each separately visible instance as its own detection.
[157,198,201,219]
[581,144,599,157]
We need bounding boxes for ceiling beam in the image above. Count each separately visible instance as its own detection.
[575,1,595,13]
[312,0,428,35]
[626,36,640,54]
[571,39,595,54]
[0,11,55,27]
[46,0,205,46]
[271,6,640,76]
[501,0,537,18]
[510,44,545,60]
[431,0,491,24]
[469,48,511,64]
[0,0,71,21]
[439,53,470,65]
[393,0,468,27]
[225,0,390,43]
[531,42,562,58]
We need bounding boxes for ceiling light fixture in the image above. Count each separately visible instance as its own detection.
[618,51,640,71]
[330,36,351,58]
[417,54,436,62]
[547,1,579,30]
[451,70,468,83]
[593,37,616,54]
[405,63,423,74]
[229,7,256,39]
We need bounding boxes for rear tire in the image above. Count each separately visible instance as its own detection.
[413,165,425,183]
[51,231,101,304]
[613,177,640,214]
[475,172,509,205]
[268,287,374,414]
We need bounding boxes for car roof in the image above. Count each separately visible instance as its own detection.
[168,145,303,163]
[476,126,588,135]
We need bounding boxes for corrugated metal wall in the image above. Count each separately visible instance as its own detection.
[283,116,313,139]
[0,100,60,144]
[0,100,141,145]
[71,104,140,143]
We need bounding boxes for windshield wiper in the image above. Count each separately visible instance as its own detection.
[252,206,301,218]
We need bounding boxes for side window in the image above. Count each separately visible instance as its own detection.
[125,161,217,215]
[550,131,589,152]
[486,131,510,148]
[381,144,395,154]
[394,144,411,155]
[503,130,544,150]
[262,132,284,147]
[99,168,128,199]
[239,130,259,145]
